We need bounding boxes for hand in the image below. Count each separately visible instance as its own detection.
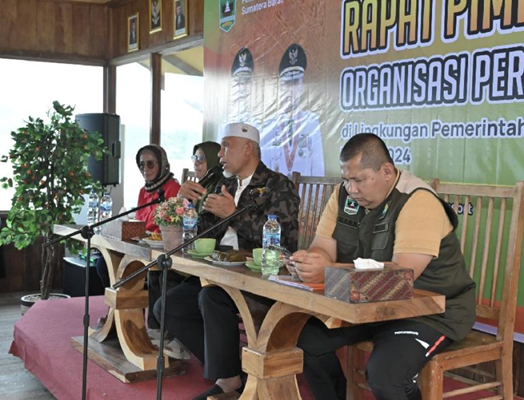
[285,259,300,279]
[289,250,331,283]
[203,185,236,218]
[178,181,206,201]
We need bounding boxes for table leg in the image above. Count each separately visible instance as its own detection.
[215,284,312,400]
[108,255,168,370]
[87,246,121,342]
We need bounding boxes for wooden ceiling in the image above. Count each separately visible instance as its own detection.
[67,0,112,3]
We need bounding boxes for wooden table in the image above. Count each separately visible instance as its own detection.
[54,225,445,396]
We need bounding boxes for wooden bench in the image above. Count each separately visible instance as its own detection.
[347,180,524,400]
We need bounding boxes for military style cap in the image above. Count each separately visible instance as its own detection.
[220,122,260,143]
[231,47,254,77]
[279,43,307,81]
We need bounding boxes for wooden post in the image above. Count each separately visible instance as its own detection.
[150,53,162,145]
[103,64,116,114]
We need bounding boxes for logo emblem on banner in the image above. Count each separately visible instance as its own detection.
[344,198,360,216]
[219,0,236,32]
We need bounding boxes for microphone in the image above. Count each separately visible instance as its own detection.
[157,187,165,202]
[198,165,223,188]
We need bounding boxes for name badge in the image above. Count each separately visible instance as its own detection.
[344,198,360,215]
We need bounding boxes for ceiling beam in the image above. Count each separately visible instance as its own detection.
[163,54,203,76]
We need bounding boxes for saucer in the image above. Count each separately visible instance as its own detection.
[187,249,214,258]
[245,261,262,272]
[142,238,164,248]
[204,257,246,267]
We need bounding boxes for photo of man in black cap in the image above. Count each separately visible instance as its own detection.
[261,43,325,177]
[228,47,254,124]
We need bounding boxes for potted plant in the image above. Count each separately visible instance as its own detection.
[0,101,104,302]
[153,197,189,250]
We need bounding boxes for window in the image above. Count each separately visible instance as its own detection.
[0,59,102,211]
[117,62,152,210]
[119,56,204,210]
[161,72,204,181]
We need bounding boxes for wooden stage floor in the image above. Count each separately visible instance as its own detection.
[0,291,54,400]
[4,292,521,400]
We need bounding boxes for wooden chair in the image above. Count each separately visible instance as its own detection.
[181,168,197,183]
[291,172,342,250]
[348,180,524,399]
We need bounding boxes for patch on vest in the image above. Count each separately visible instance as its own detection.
[373,222,389,233]
[380,201,391,220]
[344,198,360,215]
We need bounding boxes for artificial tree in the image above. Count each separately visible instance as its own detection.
[0,101,104,299]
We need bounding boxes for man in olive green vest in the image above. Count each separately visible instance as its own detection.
[289,133,476,400]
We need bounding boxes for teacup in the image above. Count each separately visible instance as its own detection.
[194,238,216,254]
[252,248,263,266]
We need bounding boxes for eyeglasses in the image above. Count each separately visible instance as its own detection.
[139,160,158,171]
[191,154,206,163]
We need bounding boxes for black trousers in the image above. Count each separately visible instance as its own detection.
[154,276,205,361]
[147,269,185,329]
[298,318,453,400]
[95,256,111,288]
[154,276,273,380]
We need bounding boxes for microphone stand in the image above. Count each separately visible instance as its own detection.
[113,198,262,400]
[42,189,165,400]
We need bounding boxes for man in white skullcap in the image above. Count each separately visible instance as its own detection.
[156,122,300,400]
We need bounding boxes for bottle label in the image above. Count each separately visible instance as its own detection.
[183,217,198,229]
[263,232,281,248]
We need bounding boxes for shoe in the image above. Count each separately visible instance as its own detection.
[147,328,162,340]
[96,317,107,329]
[163,337,191,360]
[192,384,224,400]
[147,328,162,346]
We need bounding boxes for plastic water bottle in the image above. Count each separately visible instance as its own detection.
[87,190,99,225]
[99,193,113,222]
[183,203,198,253]
[261,215,281,275]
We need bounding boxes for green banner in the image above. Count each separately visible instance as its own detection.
[203,0,524,332]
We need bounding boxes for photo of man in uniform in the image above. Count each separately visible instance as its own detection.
[128,14,139,52]
[261,43,325,177]
[174,0,187,37]
[150,0,162,33]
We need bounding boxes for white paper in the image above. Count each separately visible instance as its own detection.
[268,275,314,291]
[118,207,129,221]
[354,258,384,270]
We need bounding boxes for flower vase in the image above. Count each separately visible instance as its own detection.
[160,225,183,251]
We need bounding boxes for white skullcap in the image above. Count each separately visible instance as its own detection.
[220,122,260,144]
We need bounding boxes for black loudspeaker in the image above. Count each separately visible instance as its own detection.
[62,256,105,297]
[75,113,121,186]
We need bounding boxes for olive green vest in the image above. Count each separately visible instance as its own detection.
[333,182,476,341]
